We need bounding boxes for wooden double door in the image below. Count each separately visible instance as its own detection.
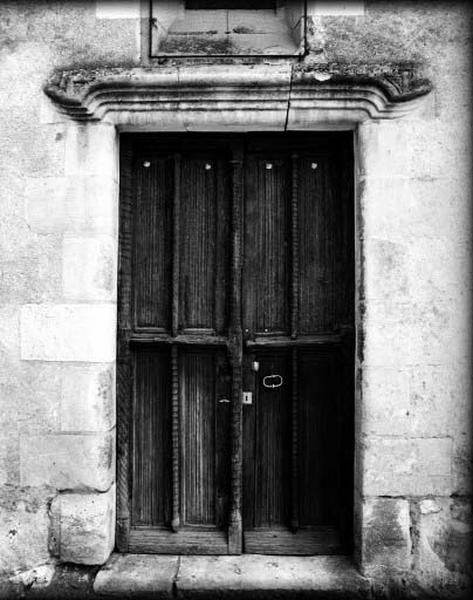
[117,133,354,555]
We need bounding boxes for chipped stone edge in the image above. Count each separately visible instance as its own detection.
[43,62,432,125]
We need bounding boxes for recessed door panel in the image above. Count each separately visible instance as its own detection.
[243,153,290,335]
[179,155,230,333]
[133,156,173,330]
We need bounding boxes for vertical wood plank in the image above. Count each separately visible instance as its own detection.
[179,156,217,330]
[290,153,300,531]
[215,353,232,529]
[181,351,216,525]
[116,136,134,551]
[253,352,290,528]
[291,347,299,532]
[132,350,171,526]
[134,156,173,329]
[171,344,180,532]
[228,144,243,554]
[291,152,299,339]
[172,154,181,337]
[243,151,290,334]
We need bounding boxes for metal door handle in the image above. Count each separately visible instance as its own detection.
[262,374,283,389]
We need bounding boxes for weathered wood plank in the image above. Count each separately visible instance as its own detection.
[132,349,171,527]
[116,136,134,551]
[228,144,244,554]
[171,345,180,532]
[134,155,173,329]
[243,527,342,555]
[129,527,229,555]
[243,149,289,335]
[172,153,181,337]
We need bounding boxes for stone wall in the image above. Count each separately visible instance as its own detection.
[0,1,471,598]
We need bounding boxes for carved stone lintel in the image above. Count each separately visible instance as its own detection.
[44,62,431,127]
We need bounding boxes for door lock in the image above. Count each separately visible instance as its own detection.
[242,391,253,405]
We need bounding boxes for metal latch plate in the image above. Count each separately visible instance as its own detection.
[242,391,253,405]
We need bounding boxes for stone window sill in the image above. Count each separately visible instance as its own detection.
[93,553,371,598]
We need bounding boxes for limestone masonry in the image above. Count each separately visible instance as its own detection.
[0,1,471,598]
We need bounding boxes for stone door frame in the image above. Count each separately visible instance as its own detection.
[44,62,430,571]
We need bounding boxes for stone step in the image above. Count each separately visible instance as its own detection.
[94,554,371,599]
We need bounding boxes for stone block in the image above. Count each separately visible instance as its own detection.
[407,296,471,365]
[357,119,471,182]
[0,232,62,304]
[9,563,55,590]
[176,555,371,597]
[15,125,66,178]
[307,1,365,16]
[363,436,452,496]
[93,554,178,597]
[362,364,468,438]
[0,486,52,576]
[363,300,412,367]
[409,497,472,593]
[20,431,115,491]
[0,361,61,437]
[407,364,469,438]
[0,305,20,361]
[363,237,409,304]
[62,236,117,301]
[65,123,117,180]
[96,1,140,19]
[360,497,411,577]
[50,486,115,565]
[361,176,471,247]
[363,296,471,367]
[20,303,116,362]
[60,364,115,432]
[361,366,410,436]
[25,175,118,235]
[453,437,473,496]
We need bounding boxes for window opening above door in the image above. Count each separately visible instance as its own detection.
[150,1,307,57]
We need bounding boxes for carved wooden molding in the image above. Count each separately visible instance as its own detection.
[44,62,431,128]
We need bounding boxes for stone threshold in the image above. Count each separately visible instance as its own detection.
[93,553,371,599]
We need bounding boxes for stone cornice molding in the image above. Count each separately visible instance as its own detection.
[44,63,431,128]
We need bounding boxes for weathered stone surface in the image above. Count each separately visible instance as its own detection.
[0,485,53,576]
[60,364,115,433]
[62,236,117,302]
[93,553,178,597]
[50,486,115,565]
[363,300,413,367]
[363,436,452,496]
[362,364,469,438]
[408,496,473,597]
[20,303,116,362]
[25,175,118,235]
[360,497,411,577]
[64,123,117,179]
[176,555,371,598]
[0,2,471,597]
[361,176,471,249]
[363,297,470,367]
[20,431,115,491]
[8,563,55,590]
[358,116,471,182]
[0,233,62,304]
[0,362,61,439]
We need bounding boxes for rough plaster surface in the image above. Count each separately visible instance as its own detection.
[0,1,472,598]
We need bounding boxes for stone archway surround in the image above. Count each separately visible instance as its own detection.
[43,61,430,574]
